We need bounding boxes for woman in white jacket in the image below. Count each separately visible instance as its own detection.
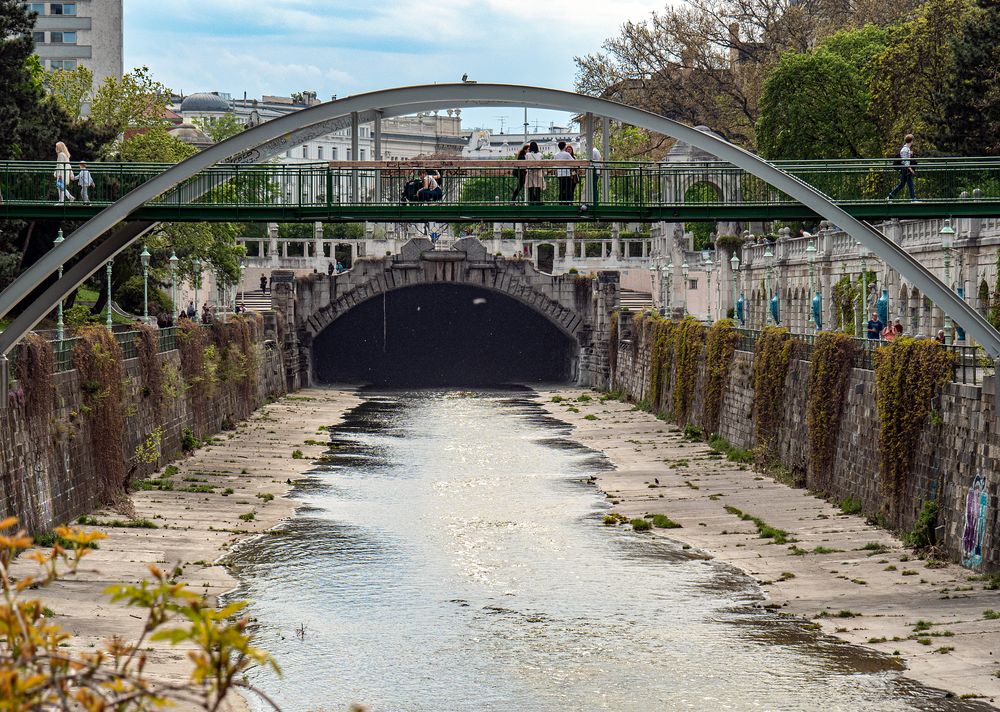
[524,141,546,204]
[54,141,75,203]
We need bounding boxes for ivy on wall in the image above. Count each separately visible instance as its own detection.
[702,319,739,434]
[805,331,856,490]
[177,321,210,386]
[671,318,706,425]
[752,326,795,454]
[15,333,54,424]
[73,326,127,505]
[832,271,877,332]
[873,337,954,510]
[134,323,164,417]
[646,319,675,412]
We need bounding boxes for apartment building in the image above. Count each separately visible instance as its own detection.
[27,0,123,86]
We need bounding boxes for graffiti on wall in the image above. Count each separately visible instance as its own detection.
[962,473,988,568]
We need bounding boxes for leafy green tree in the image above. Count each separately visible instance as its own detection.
[45,65,93,120]
[91,65,170,135]
[193,113,245,143]
[868,0,974,154]
[756,48,874,159]
[933,0,1000,155]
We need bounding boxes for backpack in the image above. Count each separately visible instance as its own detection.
[402,178,422,202]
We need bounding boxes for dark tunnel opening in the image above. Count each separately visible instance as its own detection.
[312,283,578,387]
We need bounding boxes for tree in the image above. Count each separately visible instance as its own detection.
[45,65,93,120]
[756,48,874,159]
[868,0,975,154]
[933,0,1000,155]
[193,113,245,143]
[90,65,170,135]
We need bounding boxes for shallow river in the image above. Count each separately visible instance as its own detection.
[227,391,990,712]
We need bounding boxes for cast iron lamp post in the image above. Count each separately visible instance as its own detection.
[105,260,113,330]
[54,230,65,342]
[764,243,774,325]
[940,218,955,345]
[140,245,151,324]
[193,257,202,323]
[730,252,740,324]
[681,261,689,316]
[169,251,178,318]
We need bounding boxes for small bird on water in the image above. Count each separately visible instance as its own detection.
[654,477,660,484]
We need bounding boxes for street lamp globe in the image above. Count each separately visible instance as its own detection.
[730,252,740,272]
[140,246,151,269]
[805,240,816,261]
[939,218,955,249]
[763,244,774,260]
[168,251,178,272]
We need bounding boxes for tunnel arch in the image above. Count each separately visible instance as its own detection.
[310,282,579,386]
[2,82,999,357]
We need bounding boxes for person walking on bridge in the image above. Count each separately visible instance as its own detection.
[54,141,75,203]
[511,144,528,201]
[887,134,917,202]
[554,141,574,204]
[524,141,545,205]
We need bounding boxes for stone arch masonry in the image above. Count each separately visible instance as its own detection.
[271,238,618,387]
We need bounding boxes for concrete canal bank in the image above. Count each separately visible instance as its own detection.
[538,385,1000,706]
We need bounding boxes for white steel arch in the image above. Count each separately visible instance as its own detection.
[1,82,999,358]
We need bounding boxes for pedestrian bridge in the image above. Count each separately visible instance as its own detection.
[3,157,1000,223]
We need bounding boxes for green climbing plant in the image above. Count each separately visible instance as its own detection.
[805,331,857,490]
[873,337,954,511]
[702,319,739,434]
[647,318,675,412]
[752,326,795,454]
[671,318,706,426]
[832,271,877,333]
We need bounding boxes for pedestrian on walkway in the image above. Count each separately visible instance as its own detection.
[524,141,545,205]
[186,301,196,319]
[511,144,528,201]
[553,141,574,204]
[866,312,884,340]
[75,162,95,204]
[887,134,917,201]
[54,141,75,203]
[260,274,268,294]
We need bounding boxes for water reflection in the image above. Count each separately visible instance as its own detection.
[227,391,991,712]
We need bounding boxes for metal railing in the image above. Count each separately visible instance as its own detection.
[8,326,184,376]
[3,157,1000,220]
[735,328,984,384]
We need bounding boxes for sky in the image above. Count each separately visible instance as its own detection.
[123,0,664,133]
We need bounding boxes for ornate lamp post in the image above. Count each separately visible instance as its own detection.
[730,252,740,323]
[681,261,689,316]
[763,243,774,325]
[940,218,955,345]
[54,229,65,343]
[193,256,202,323]
[105,260,113,330]
[857,240,869,337]
[806,239,818,332]
[169,251,178,318]
[140,245,151,324]
[704,254,715,322]
[239,259,247,308]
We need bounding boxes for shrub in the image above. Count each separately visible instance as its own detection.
[651,514,682,529]
[181,428,200,452]
[903,500,938,549]
[291,449,304,459]
[238,512,256,522]
[630,518,652,532]
[116,274,173,317]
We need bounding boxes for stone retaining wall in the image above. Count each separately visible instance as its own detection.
[612,316,999,571]
[0,334,286,534]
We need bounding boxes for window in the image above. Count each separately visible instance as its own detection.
[32,31,44,43]
[347,149,351,160]
[301,146,309,159]
[23,3,44,14]
[49,59,76,70]
[286,150,291,158]
[50,31,75,43]
[317,146,323,160]
[50,3,76,14]
[332,147,337,160]
[688,279,699,290]
[359,149,365,160]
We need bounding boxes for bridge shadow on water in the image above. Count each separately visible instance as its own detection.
[312,283,577,387]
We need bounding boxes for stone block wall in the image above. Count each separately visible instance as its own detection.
[612,319,1000,571]
[0,334,286,534]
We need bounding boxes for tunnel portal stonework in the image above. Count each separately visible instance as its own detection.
[272,238,619,388]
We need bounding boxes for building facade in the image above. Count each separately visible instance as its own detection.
[27,0,123,86]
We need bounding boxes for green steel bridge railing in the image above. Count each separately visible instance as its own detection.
[3,158,1000,222]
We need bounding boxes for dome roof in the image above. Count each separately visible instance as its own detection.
[168,122,211,145]
[179,92,230,113]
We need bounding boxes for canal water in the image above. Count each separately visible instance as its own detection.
[227,391,990,712]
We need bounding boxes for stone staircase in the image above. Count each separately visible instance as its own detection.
[617,289,655,312]
[239,290,273,313]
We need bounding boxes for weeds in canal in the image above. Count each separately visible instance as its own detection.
[133,476,175,492]
[903,500,938,550]
[630,518,652,532]
[577,394,592,402]
[257,493,275,503]
[584,414,599,421]
[707,435,754,464]
[649,514,682,529]
[76,515,158,529]
[603,512,629,526]
[551,396,564,403]
[984,610,1000,620]
[238,512,256,522]
[291,449,305,459]
[837,497,862,515]
[723,505,794,544]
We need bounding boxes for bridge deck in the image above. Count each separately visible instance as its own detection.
[3,158,1000,222]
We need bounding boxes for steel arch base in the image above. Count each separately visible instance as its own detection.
[2,82,999,359]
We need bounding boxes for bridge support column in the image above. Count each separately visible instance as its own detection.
[313,222,324,270]
[268,223,279,268]
[611,223,620,260]
[350,111,359,202]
